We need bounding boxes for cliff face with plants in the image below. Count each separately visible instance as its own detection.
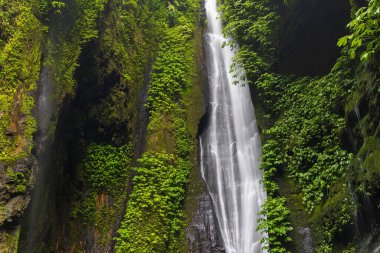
[0,0,379,252]
[218,0,380,252]
[0,0,45,250]
[1,0,204,251]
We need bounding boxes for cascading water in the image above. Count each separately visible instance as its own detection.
[19,67,56,251]
[199,0,267,252]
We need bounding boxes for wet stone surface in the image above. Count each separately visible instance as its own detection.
[298,227,314,253]
[186,192,224,253]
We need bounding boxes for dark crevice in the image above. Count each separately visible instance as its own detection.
[275,0,351,76]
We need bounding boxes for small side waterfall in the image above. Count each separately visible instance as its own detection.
[199,0,267,252]
[19,67,56,252]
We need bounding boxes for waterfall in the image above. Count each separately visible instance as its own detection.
[199,0,267,252]
[19,67,56,252]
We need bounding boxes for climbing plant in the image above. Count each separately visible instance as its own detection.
[218,0,360,251]
[115,1,199,251]
[338,0,380,61]
[258,197,293,253]
[219,0,281,83]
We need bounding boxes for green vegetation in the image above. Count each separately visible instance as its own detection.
[27,0,170,246]
[45,0,187,250]
[255,34,357,253]
[83,144,131,194]
[258,197,293,253]
[116,153,191,252]
[0,0,378,251]
[257,68,356,251]
[349,137,380,198]
[258,62,354,212]
[219,0,282,83]
[70,143,132,246]
[45,0,107,96]
[313,179,353,252]
[218,0,379,251]
[5,167,29,194]
[0,1,44,163]
[115,1,200,251]
[338,1,380,228]
[338,0,380,61]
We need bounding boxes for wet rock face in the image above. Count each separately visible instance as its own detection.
[298,227,314,253]
[0,162,32,224]
[276,0,351,76]
[0,159,34,252]
[0,196,27,225]
[186,192,224,253]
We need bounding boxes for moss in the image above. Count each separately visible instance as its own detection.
[115,1,201,251]
[67,143,133,250]
[363,149,380,175]
[70,191,125,248]
[45,0,107,98]
[5,167,29,194]
[277,174,313,251]
[169,17,206,253]
[317,182,352,226]
[146,112,176,153]
[45,0,172,250]
[345,88,362,114]
[350,137,380,195]
[116,153,191,252]
[83,144,131,194]
[0,3,44,164]
[0,4,46,252]
[71,192,98,226]
[5,227,20,253]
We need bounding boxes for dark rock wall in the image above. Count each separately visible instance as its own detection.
[276,0,351,76]
[186,192,224,253]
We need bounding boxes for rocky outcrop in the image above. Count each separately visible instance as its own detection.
[186,192,224,253]
[0,158,35,252]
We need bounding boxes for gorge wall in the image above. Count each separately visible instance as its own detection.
[0,0,379,252]
[218,0,380,252]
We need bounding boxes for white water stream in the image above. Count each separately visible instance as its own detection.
[199,0,267,252]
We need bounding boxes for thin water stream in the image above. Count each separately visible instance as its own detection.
[199,0,267,252]
[19,67,56,252]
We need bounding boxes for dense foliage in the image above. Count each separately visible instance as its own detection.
[219,0,282,83]
[339,3,380,250]
[115,1,199,252]
[0,0,109,163]
[83,144,131,194]
[0,1,44,163]
[116,153,192,252]
[258,197,293,253]
[217,0,378,252]
[50,0,180,250]
[0,6,111,249]
[70,143,132,246]
[0,0,378,251]
[258,62,354,211]
[46,0,107,96]
[257,61,356,251]
[338,0,380,61]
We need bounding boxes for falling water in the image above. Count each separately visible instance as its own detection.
[199,0,267,252]
[19,67,56,251]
